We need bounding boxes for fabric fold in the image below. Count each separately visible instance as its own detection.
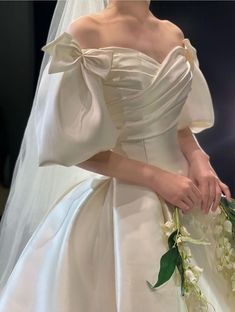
[177,39,215,133]
[36,32,118,167]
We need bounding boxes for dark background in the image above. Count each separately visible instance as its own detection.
[0,1,234,213]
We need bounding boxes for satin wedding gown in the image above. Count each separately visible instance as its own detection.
[0,32,233,312]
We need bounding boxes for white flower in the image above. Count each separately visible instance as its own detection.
[214,225,223,236]
[183,245,192,258]
[224,255,231,265]
[216,264,223,272]
[225,263,233,270]
[180,226,190,237]
[217,213,227,224]
[224,220,232,234]
[229,249,235,258]
[161,220,175,237]
[185,269,197,284]
[224,240,232,251]
[191,265,203,275]
[163,220,175,230]
[176,236,183,244]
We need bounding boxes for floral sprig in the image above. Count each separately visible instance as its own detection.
[146,207,214,311]
[213,195,235,291]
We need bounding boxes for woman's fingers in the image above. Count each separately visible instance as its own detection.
[211,183,222,212]
[191,184,202,208]
[193,178,231,214]
[218,180,232,201]
[196,178,213,214]
[182,183,202,213]
[198,179,210,213]
[178,200,191,214]
[179,176,232,215]
[182,195,194,211]
[205,178,216,214]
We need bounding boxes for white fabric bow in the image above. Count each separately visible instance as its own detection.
[41,32,113,79]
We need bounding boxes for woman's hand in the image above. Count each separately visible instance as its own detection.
[150,168,202,214]
[188,150,232,214]
[177,127,232,214]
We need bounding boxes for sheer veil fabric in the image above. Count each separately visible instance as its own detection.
[0,0,111,291]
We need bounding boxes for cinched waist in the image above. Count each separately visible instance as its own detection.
[112,128,189,176]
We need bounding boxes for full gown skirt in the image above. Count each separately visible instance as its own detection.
[0,32,234,311]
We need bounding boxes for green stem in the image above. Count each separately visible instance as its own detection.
[174,207,180,230]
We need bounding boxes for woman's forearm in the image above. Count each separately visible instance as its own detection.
[77,148,204,213]
[77,150,160,189]
[177,127,210,163]
[78,128,208,189]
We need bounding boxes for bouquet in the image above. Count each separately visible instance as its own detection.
[146,195,235,311]
[213,196,235,290]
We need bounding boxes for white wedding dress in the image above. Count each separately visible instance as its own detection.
[0,32,234,311]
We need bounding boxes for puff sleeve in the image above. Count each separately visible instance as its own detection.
[35,32,118,167]
[177,39,215,133]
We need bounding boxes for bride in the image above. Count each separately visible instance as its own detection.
[65,0,230,214]
[0,0,233,311]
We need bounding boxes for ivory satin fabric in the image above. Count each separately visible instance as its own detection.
[0,32,233,311]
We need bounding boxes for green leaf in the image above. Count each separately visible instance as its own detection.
[221,196,235,209]
[176,253,185,296]
[220,197,235,235]
[168,229,178,249]
[146,247,179,289]
[220,196,235,214]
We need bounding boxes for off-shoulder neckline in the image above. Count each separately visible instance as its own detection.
[62,31,189,67]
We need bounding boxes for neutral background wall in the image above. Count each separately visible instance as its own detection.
[0,0,234,217]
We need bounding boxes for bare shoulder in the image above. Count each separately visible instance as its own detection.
[162,19,185,39]
[66,15,102,48]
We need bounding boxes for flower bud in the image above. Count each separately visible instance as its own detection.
[185,269,197,284]
[224,220,232,234]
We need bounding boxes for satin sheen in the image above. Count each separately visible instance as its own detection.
[0,32,233,312]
